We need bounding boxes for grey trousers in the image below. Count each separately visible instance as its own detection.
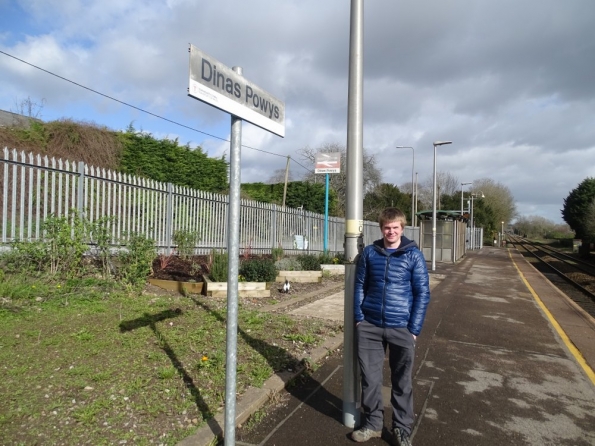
[356,320,415,434]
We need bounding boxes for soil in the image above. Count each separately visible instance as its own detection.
[151,255,210,282]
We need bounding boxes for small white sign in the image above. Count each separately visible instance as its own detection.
[315,152,341,174]
[188,44,285,137]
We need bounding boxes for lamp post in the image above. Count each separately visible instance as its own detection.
[460,182,472,216]
[432,141,452,271]
[414,172,418,227]
[397,146,414,227]
[469,191,484,228]
[501,221,505,246]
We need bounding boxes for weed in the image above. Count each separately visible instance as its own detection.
[283,333,317,344]
[157,366,176,380]
[244,408,267,431]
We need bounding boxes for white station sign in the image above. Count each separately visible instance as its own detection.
[188,44,285,137]
[315,152,341,174]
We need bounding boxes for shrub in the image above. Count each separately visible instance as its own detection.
[173,229,200,259]
[239,257,278,282]
[317,251,335,265]
[271,245,284,262]
[43,211,90,276]
[118,233,156,287]
[209,250,228,282]
[274,257,302,271]
[2,239,47,273]
[296,254,321,271]
[90,216,117,279]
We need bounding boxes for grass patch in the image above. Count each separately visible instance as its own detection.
[0,274,342,445]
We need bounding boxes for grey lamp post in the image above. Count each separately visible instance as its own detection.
[469,191,484,249]
[432,141,452,271]
[460,182,472,216]
[397,146,414,226]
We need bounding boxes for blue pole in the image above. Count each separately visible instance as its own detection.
[324,173,329,252]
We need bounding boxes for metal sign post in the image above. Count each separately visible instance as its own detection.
[343,0,364,429]
[315,152,341,253]
[188,46,285,445]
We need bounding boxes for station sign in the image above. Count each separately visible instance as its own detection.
[188,44,285,137]
[315,152,341,174]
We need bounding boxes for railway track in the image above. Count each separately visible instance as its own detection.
[506,234,595,318]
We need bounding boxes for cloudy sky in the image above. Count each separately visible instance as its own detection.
[1,0,594,224]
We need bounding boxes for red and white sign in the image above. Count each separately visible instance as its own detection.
[315,152,341,174]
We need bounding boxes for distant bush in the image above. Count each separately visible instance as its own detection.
[296,254,321,271]
[274,257,302,271]
[239,257,278,282]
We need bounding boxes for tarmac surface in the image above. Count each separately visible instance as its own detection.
[179,247,595,446]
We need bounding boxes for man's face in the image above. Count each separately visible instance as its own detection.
[381,220,403,247]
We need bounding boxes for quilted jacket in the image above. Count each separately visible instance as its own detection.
[354,236,430,336]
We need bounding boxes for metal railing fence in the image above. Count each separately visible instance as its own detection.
[1,147,391,255]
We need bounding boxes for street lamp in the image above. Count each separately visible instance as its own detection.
[460,182,472,216]
[501,221,505,246]
[432,141,452,271]
[469,191,485,229]
[397,146,415,226]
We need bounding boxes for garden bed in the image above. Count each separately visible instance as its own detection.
[203,276,271,298]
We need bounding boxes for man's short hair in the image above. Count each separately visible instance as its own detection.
[379,207,407,228]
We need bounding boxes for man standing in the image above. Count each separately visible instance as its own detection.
[351,208,430,445]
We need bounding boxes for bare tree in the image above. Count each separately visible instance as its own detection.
[298,143,382,217]
[267,168,294,184]
[471,178,517,224]
[415,171,460,211]
[12,96,46,119]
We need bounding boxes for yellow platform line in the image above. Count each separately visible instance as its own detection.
[508,250,595,386]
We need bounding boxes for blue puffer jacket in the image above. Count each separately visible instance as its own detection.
[354,237,430,336]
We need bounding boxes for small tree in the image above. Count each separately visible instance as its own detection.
[562,177,595,240]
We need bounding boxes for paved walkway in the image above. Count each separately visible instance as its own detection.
[180,247,595,446]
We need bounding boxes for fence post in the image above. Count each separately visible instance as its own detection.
[165,183,173,254]
[271,204,277,249]
[77,161,85,217]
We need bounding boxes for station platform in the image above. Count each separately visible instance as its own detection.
[184,247,595,446]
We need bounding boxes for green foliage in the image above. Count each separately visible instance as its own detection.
[274,257,302,271]
[42,211,89,276]
[239,258,278,282]
[562,177,595,240]
[118,128,229,193]
[90,216,117,279]
[118,233,156,287]
[209,250,228,282]
[173,229,200,259]
[271,246,284,261]
[2,239,47,273]
[296,254,321,271]
[241,181,338,215]
[363,184,411,223]
[317,251,337,265]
